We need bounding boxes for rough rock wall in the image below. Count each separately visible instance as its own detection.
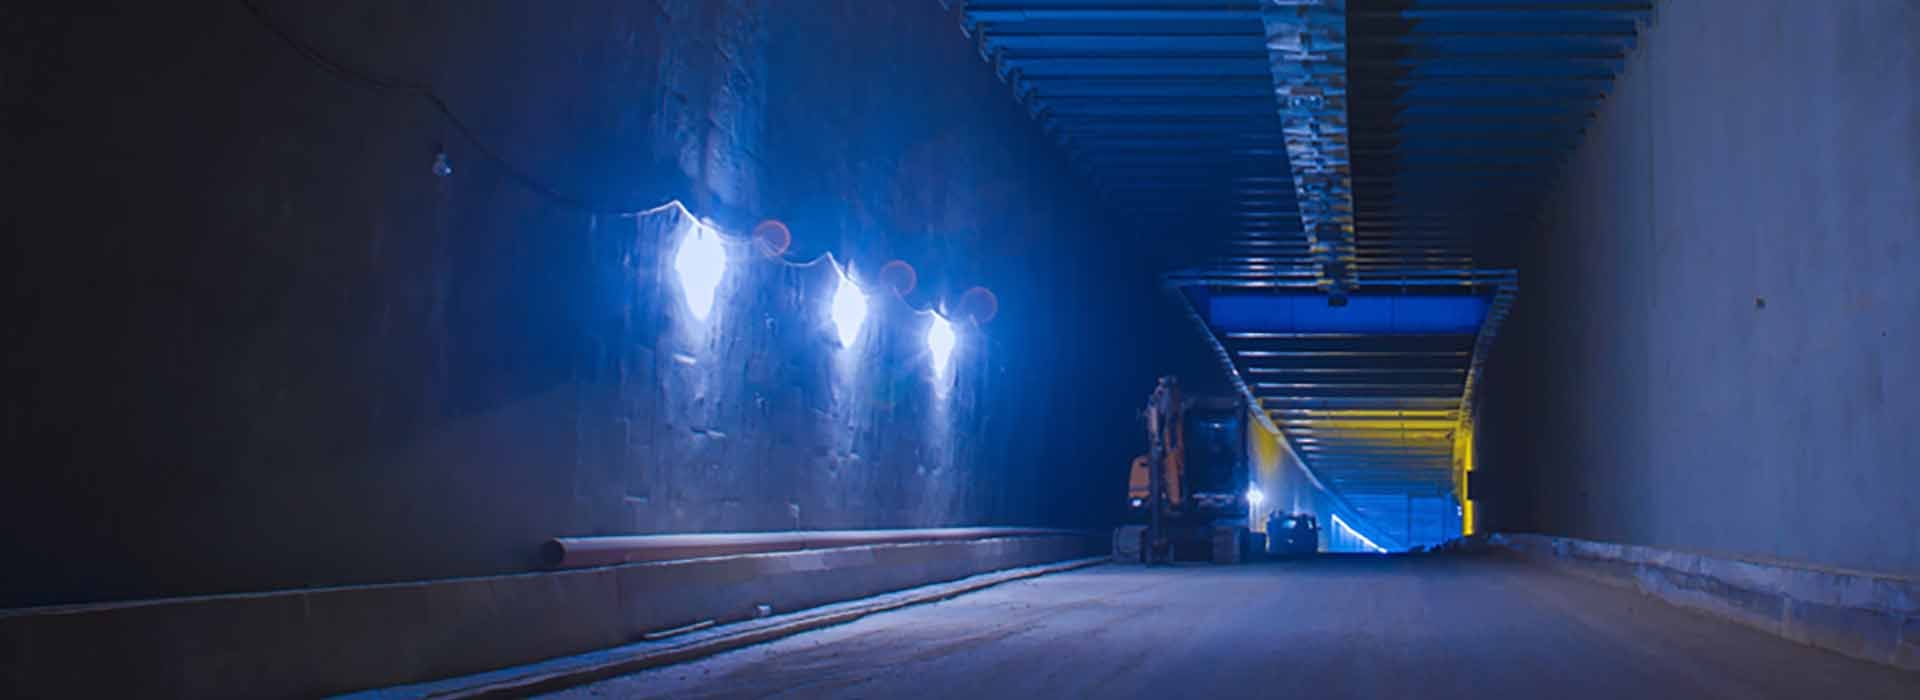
[1,0,1196,605]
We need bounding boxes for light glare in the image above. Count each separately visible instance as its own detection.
[830,272,868,347]
[673,221,727,322]
[1331,513,1389,553]
[927,316,958,378]
[1246,486,1265,506]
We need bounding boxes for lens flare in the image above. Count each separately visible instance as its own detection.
[752,219,791,257]
[959,286,999,324]
[829,270,868,347]
[1246,486,1265,507]
[879,260,918,296]
[673,221,727,322]
[926,315,958,379]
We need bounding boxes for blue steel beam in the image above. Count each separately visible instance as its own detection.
[1256,371,1470,384]
[1257,387,1467,400]
[1026,79,1274,98]
[1001,57,1270,77]
[984,34,1267,53]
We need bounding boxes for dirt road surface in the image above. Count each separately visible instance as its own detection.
[546,555,1919,699]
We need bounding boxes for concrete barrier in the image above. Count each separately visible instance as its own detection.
[1490,533,1920,671]
[0,533,1100,698]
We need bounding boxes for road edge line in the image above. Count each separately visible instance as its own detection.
[349,557,1106,699]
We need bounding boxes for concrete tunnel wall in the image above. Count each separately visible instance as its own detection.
[1478,0,1920,575]
[0,1,1212,607]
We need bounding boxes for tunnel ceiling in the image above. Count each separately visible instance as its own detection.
[955,0,1648,542]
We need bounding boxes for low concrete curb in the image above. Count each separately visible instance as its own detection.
[1490,533,1920,671]
[0,533,1100,698]
[344,557,1107,699]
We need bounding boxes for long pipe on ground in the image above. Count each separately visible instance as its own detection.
[543,527,1083,569]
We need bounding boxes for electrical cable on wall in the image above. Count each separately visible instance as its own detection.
[237,0,616,216]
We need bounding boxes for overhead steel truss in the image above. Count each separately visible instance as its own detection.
[953,0,1649,547]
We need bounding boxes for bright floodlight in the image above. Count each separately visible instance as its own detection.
[673,221,727,322]
[926,316,958,378]
[1246,486,1265,507]
[829,271,868,347]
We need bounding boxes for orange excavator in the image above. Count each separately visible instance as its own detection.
[1121,376,1253,564]
[1127,377,1184,517]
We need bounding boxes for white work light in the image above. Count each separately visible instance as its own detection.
[673,221,727,322]
[927,315,958,379]
[829,270,868,347]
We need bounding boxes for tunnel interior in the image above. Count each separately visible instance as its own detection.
[4,2,1919,692]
